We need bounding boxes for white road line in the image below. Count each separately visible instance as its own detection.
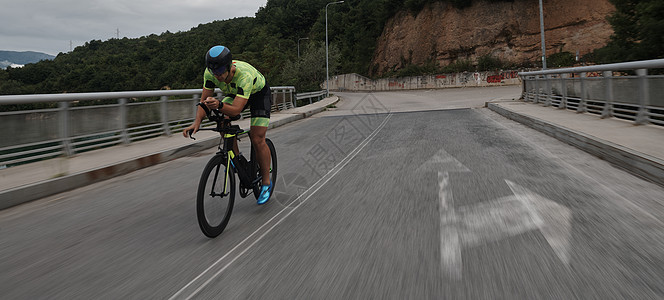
[170,113,393,300]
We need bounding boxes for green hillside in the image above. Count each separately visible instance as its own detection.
[0,0,403,95]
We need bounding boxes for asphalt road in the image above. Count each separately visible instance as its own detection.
[2,86,664,299]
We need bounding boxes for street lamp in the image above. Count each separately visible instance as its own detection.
[539,0,547,69]
[298,37,309,59]
[326,0,344,97]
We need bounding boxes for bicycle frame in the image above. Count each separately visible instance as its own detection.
[191,107,266,198]
[218,126,259,195]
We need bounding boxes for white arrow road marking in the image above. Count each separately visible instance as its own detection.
[418,149,471,173]
[439,171,462,280]
[456,195,541,247]
[430,150,572,280]
[425,149,470,280]
[506,180,573,265]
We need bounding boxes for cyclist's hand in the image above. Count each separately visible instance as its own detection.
[204,97,220,110]
[183,123,199,138]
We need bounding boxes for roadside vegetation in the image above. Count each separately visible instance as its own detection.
[0,0,661,97]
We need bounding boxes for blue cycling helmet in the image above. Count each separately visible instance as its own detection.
[206,45,232,75]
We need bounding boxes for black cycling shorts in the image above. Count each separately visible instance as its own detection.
[222,84,272,127]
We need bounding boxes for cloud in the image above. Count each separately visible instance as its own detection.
[0,0,266,55]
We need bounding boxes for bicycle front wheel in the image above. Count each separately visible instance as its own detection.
[197,154,235,238]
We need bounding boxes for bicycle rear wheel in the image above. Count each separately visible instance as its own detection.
[253,138,278,200]
[197,154,235,238]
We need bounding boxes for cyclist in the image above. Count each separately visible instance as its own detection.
[183,45,273,205]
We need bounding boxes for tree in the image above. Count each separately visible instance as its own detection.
[279,42,340,92]
[594,0,664,62]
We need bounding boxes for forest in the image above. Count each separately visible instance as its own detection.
[0,0,661,96]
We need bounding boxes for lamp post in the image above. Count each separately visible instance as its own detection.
[326,0,344,97]
[298,37,309,59]
[539,0,547,69]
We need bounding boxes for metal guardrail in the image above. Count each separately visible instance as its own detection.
[0,87,295,168]
[295,90,326,106]
[239,89,326,118]
[520,59,664,126]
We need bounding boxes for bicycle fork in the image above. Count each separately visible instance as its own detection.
[209,155,232,198]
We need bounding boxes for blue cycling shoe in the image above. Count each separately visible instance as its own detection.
[257,182,273,205]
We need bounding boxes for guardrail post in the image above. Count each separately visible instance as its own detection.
[578,72,587,113]
[193,94,199,119]
[526,76,533,102]
[521,76,526,100]
[282,89,287,110]
[560,73,567,109]
[636,69,649,125]
[272,88,278,110]
[160,96,171,136]
[59,101,74,156]
[601,71,613,118]
[545,74,552,107]
[534,75,540,104]
[284,89,288,109]
[119,98,130,144]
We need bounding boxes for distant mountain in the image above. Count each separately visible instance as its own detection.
[0,50,55,69]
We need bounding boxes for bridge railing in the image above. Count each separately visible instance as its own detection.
[0,87,295,168]
[519,59,664,126]
[295,90,326,107]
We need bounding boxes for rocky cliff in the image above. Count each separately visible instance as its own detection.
[371,0,615,76]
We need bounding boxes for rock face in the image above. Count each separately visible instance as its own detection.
[371,0,615,76]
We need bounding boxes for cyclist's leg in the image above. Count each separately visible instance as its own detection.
[248,84,272,187]
[229,97,249,156]
[232,137,239,156]
[221,94,249,155]
[250,125,270,186]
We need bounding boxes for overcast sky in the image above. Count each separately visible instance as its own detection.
[1,0,267,56]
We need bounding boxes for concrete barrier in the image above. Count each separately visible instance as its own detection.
[326,71,521,92]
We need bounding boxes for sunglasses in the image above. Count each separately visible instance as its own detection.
[209,64,228,76]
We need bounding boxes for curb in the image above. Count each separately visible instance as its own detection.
[0,140,218,209]
[268,113,304,129]
[488,102,664,187]
[1,96,339,210]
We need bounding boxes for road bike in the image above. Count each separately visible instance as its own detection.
[189,107,277,238]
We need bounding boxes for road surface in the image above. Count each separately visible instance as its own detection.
[2,86,664,299]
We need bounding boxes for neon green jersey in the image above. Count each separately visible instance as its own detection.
[202,60,266,99]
